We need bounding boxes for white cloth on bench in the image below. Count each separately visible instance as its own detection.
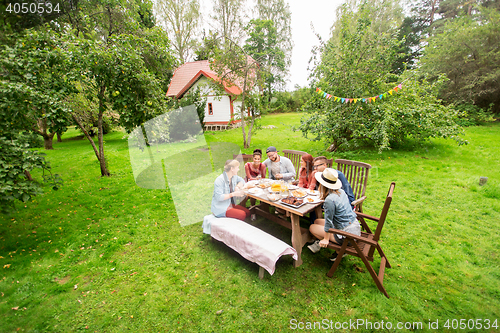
[202,214,297,275]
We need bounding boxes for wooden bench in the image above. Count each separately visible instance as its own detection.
[202,215,297,278]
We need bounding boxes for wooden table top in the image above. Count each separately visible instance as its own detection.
[244,188,323,217]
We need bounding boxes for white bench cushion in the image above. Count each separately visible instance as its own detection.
[202,215,297,275]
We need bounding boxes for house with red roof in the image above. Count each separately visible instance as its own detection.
[166,60,247,130]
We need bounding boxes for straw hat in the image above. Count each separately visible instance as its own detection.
[314,168,342,190]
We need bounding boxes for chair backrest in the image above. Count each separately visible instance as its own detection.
[371,182,395,243]
[325,158,333,168]
[282,149,307,175]
[233,154,255,179]
[336,159,372,201]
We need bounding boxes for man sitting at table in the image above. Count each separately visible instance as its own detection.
[262,146,296,181]
[311,156,355,205]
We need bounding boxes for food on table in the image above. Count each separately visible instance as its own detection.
[267,193,280,201]
[246,183,256,189]
[257,182,271,189]
[291,190,306,198]
[306,197,315,202]
[281,196,304,206]
[271,183,282,192]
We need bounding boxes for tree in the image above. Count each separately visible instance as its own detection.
[300,1,464,151]
[194,30,222,61]
[0,27,69,212]
[61,0,157,39]
[244,19,285,101]
[68,33,175,176]
[154,0,200,63]
[420,6,500,113]
[253,0,292,91]
[211,39,264,148]
[210,0,247,44]
[0,28,75,150]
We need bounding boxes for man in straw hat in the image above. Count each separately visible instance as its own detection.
[307,168,361,261]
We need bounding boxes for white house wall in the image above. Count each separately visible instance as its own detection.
[189,76,234,123]
[204,95,232,122]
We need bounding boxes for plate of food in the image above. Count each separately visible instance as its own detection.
[267,193,281,202]
[280,196,305,208]
[291,189,307,198]
[245,182,256,189]
[287,184,299,190]
[257,182,271,189]
[306,189,319,196]
[246,188,262,195]
[304,197,322,204]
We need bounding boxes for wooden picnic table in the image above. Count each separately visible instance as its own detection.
[244,186,323,267]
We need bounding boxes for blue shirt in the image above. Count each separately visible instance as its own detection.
[211,171,245,217]
[315,170,355,205]
[323,188,357,233]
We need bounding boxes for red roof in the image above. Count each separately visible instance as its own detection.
[166,60,242,98]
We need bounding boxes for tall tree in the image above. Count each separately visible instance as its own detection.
[211,39,264,148]
[210,0,246,43]
[69,33,175,176]
[420,6,500,112]
[244,19,285,101]
[253,0,292,91]
[154,0,200,63]
[0,28,75,150]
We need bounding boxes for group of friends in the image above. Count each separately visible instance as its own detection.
[210,146,361,261]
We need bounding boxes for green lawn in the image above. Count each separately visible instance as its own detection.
[1,113,499,332]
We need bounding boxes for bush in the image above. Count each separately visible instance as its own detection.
[17,131,44,148]
[455,103,495,127]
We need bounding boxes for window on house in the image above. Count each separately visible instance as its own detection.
[208,103,213,115]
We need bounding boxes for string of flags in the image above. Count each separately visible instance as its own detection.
[316,83,403,104]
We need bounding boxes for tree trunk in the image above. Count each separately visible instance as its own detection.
[42,133,55,150]
[240,67,250,148]
[97,86,110,177]
[71,112,105,171]
[24,170,33,181]
[247,109,255,147]
[33,118,55,150]
[57,132,62,142]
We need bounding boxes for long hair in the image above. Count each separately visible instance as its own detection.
[318,184,340,200]
[302,153,314,177]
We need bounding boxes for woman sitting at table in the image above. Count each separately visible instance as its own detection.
[245,149,266,181]
[307,168,361,261]
[298,153,315,190]
[211,159,251,221]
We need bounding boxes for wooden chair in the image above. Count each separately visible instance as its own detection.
[282,149,306,175]
[336,159,372,212]
[233,153,254,165]
[233,153,259,180]
[326,182,395,298]
[325,158,333,168]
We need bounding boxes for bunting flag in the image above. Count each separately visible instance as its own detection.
[315,83,404,104]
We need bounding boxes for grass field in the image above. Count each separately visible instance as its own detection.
[1,113,499,332]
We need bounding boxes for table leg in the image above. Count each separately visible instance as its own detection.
[290,214,303,267]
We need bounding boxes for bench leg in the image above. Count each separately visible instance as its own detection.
[258,266,265,279]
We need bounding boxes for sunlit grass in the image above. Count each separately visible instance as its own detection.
[0,117,499,331]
